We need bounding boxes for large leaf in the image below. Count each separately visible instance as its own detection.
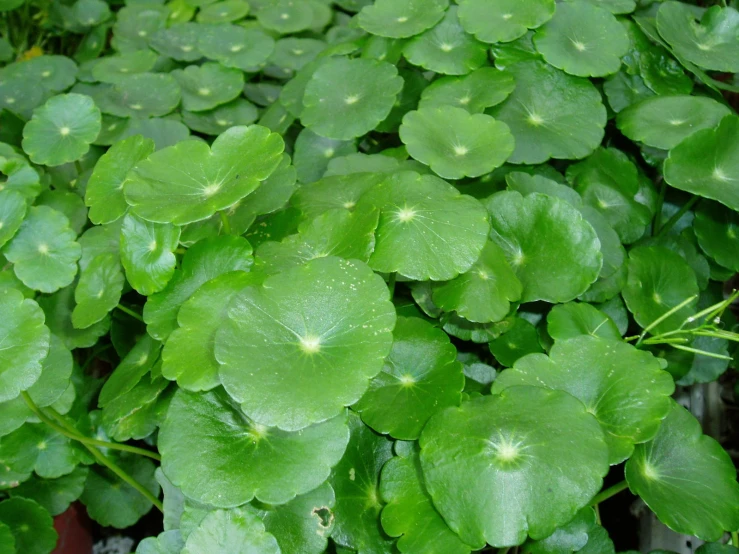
[124,125,284,225]
[625,401,739,541]
[420,387,609,548]
[159,388,349,507]
[216,256,396,431]
[353,317,464,440]
[357,0,448,38]
[493,336,675,464]
[0,498,57,554]
[489,61,606,164]
[361,171,490,281]
[5,206,81,293]
[485,191,602,303]
[663,115,739,212]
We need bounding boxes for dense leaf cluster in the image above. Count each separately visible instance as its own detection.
[0,0,738,552]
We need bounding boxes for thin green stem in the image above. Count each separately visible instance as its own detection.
[732,531,738,547]
[636,295,698,345]
[22,393,161,461]
[82,443,163,512]
[387,272,397,297]
[22,392,163,512]
[652,178,666,235]
[590,480,629,506]
[219,211,232,235]
[45,407,161,462]
[656,196,699,239]
[594,503,601,525]
[117,303,145,323]
[671,344,732,360]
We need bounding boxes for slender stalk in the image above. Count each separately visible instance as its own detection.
[22,393,163,512]
[656,196,699,239]
[387,272,397,297]
[594,503,601,525]
[652,178,666,235]
[590,480,629,506]
[732,531,738,547]
[636,295,698,345]
[219,210,232,235]
[671,344,732,360]
[117,303,145,323]
[45,407,161,462]
[82,443,163,512]
[22,393,161,461]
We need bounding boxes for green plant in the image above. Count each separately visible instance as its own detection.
[0,0,738,552]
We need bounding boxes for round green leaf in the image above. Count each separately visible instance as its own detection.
[329,412,395,553]
[505,171,582,208]
[353,317,464,440]
[183,507,280,554]
[216,256,396,431]
[0,498,57,554]
[2,55,77,92]
[485,191,602,303]
[694,201,739,271]
[5,206,81,294]
[400,106,513,179]
[403,6,487,76]
[172,62,244,112]
[623,245,699,336]
[489,60,606,164]
[380,446,473,554]
[85,134,156,225]
[120,213,181,296]
[98,334,160,408]
[270,38,326,72]
[663,115,739,212]
[0,76,45,120]
[420,387,609,548]
[432,241,522,323]
[182,98,258,136]
[616,95,731,151]
[197,0,250,23]
[547,302,621,342]
[567,147,651,244]
[256,0,313,34]
[25,333,73,410]
[524,507,596,554]
[362,171,490,281]
[494,336,674,464]
[198,24,275,71]
[91,50,158,84]
[9,466,88,516]
[301,57,404,140]
[103,73,181,118]
[533,1,629,77]
[357,0,447,38]
[625,401,739,541]
[150,23,203,62]
[0,190,26,249]
[0,289,49,403]
[418,67,515,114]
[22,93,101,167]
[145,235,253,341]
[124,125,284,225]
[81,456,160,528]
[457,0,555,44]
[1,423,81,478]
[160,388,349,507]
[111,5,168,52]
[656,2,739,72]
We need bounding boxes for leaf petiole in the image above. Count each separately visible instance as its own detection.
[589,480,629,506]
